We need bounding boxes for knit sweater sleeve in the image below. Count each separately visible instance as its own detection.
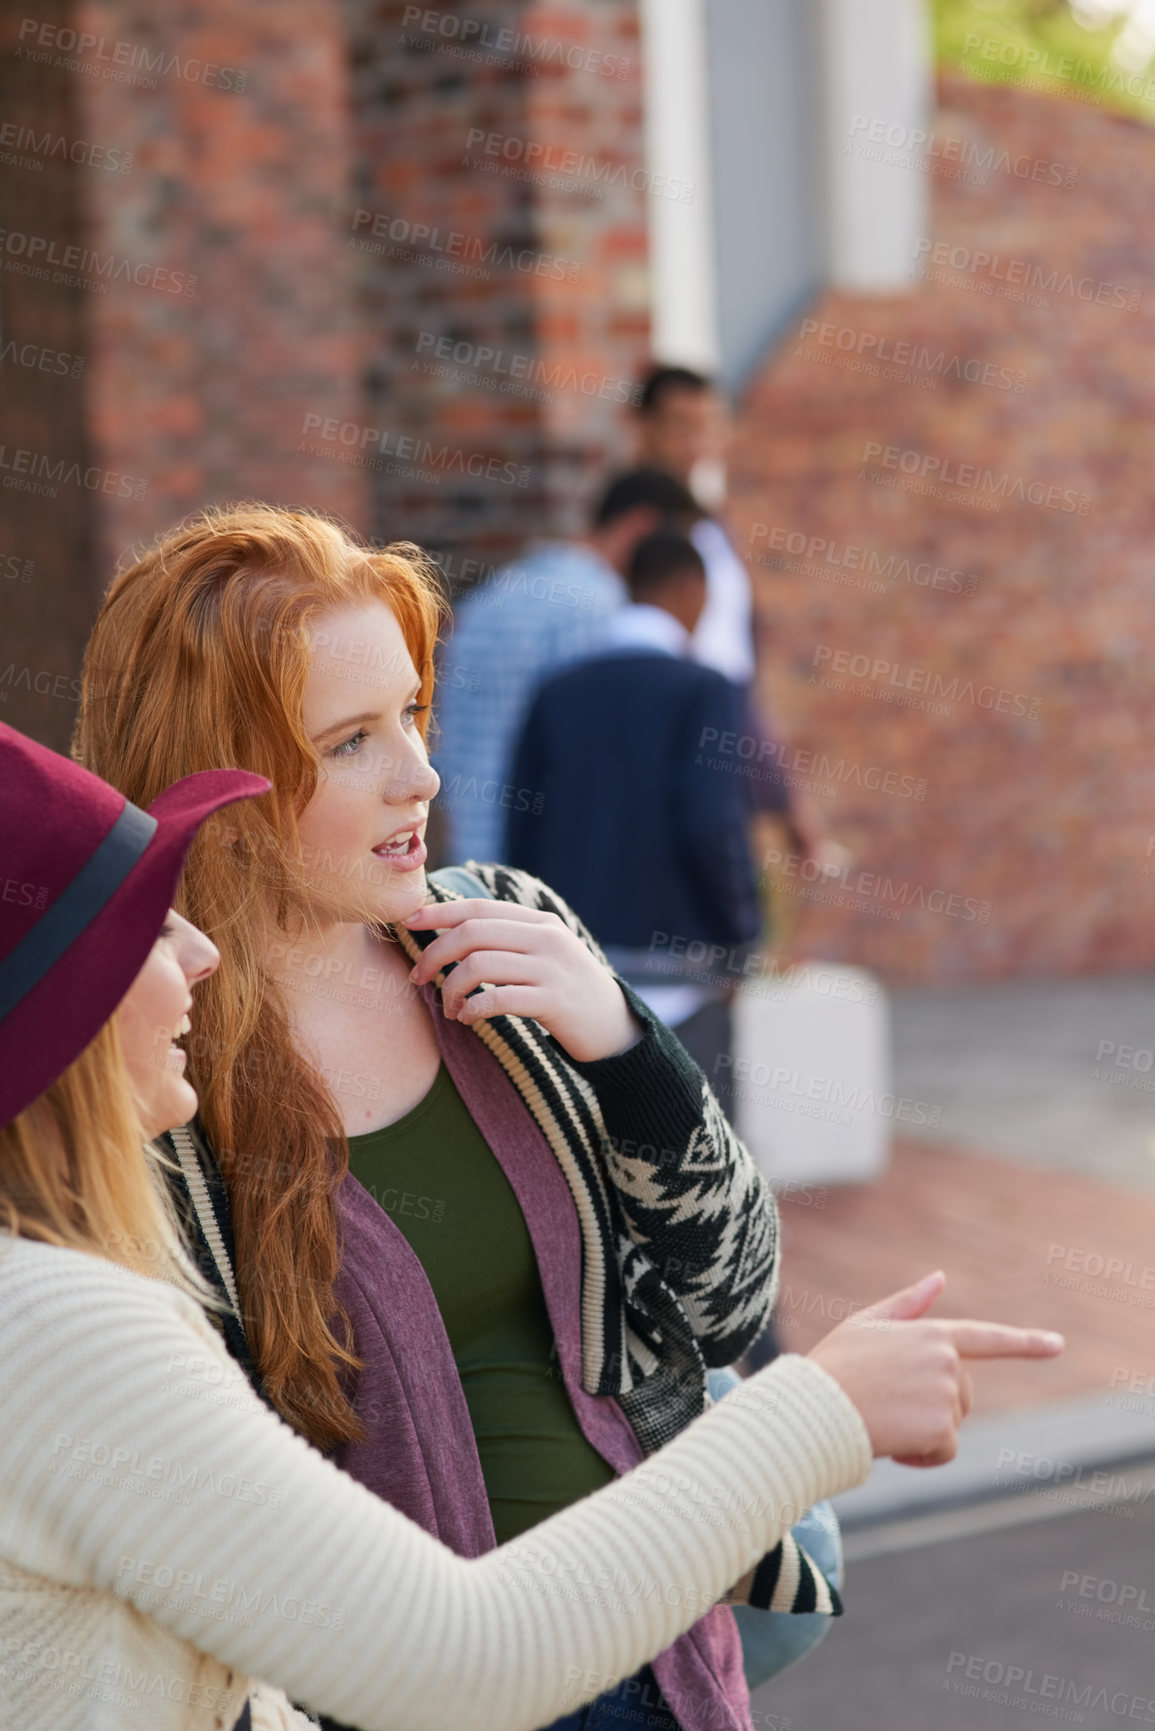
[565,980,778,1364]
[0,1237,870,1731]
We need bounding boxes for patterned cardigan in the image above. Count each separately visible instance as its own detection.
[419,863,777,1452]
[163,864,839,1621]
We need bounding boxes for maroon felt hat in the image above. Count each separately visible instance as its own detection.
[0,721,269,1127]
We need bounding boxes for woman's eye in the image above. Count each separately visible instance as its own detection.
[404,702,429,727]
[330,728,368,759]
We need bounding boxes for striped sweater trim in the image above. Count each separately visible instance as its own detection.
[407,865,774,1424]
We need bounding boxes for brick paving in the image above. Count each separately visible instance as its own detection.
[774,1140,1155,1415]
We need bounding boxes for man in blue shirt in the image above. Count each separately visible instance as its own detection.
[434,470,699,865]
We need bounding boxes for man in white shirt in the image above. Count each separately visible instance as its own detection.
[632,364,844,872]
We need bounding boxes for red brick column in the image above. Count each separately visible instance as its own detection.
[344,0,647,573]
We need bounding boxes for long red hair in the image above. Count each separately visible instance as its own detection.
[76,504,445,1450]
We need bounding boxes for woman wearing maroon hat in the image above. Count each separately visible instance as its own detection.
[64,507,1062,1731]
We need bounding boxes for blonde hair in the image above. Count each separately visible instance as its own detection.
[77,503,446,1450]
[0,1019,204,1293]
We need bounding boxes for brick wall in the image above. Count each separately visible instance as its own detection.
[2,0,648,750]
[70,0,365,574]
[730,71,1155,981]
[345,0,647,576]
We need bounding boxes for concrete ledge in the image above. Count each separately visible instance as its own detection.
[833,1391,1155,1528]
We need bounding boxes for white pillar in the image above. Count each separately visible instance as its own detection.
[639,0,721,370]
[819,0,932,291]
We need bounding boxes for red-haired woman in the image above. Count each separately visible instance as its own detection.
[74,507,1062,1731]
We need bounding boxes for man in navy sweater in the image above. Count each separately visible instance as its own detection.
[505,530,762,1113]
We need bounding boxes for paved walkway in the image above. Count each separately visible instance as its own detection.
[755,977,1155,1728]
[891,973,1155,1193]
[752,1492,1155,1731]
[769,973,1155,1423]
[776,1138,1155,1415]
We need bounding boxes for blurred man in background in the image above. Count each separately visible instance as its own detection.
[505,528,760,1118]
[633,364,843,873]
[434,468,699,865]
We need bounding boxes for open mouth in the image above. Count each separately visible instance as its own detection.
[167,1010,191,1067]
[371,828,427,871]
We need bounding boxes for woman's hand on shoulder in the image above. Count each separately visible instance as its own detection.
[404,899,643,1062]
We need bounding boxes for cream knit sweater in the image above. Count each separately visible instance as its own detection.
[0,1234,872,1731]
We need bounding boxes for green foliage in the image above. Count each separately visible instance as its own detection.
[933,0,1155,123]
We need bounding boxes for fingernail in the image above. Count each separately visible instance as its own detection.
[1043,1332,1065,1349]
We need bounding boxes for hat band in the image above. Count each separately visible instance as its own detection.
[0,801,158,1024]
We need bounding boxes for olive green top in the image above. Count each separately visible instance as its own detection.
[346,1063,615,1543]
